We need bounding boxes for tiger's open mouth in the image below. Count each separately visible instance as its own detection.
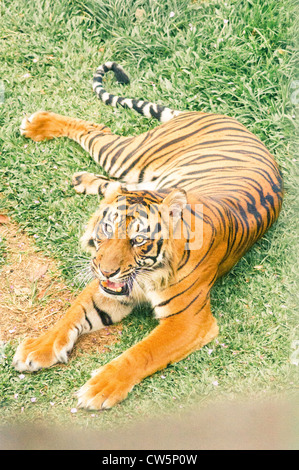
[99,279,130,296]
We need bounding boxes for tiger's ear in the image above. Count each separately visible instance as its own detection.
[163,189,187,220]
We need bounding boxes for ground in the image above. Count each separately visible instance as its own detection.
[0,216,121,354]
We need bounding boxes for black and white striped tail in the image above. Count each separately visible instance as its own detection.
[92,61,181,123]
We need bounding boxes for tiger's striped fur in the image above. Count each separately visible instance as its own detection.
[14,62,283,410]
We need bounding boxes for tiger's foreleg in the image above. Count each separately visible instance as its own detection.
[12,279,132,372]
[71,171,112,195]
[71,171,159,195]
[77,294,218,410]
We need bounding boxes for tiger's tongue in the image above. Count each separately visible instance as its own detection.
[103,280,126,290]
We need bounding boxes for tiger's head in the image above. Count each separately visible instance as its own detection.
[81,182,188,298]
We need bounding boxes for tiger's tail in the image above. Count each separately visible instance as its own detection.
[92,61,181,123]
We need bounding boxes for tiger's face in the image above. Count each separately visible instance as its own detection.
[81,184,187,298]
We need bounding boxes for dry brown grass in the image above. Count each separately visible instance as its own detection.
[0,218,121,355]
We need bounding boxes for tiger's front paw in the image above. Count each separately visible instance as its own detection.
[77,361,136,410]
[12,329,76,372]
[71,171,109,195]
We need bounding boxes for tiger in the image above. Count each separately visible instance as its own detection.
[13,61,283,410]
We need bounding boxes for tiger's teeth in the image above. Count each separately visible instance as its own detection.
[101,280,124,292]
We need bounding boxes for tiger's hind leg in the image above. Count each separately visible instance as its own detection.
[20,111,113,143]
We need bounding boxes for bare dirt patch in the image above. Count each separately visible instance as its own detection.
[0,218,121,356]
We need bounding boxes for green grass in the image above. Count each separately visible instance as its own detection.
[0,0,298,430]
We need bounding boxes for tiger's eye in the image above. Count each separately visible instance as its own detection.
[103,222,113,237]
[132,235,147,246]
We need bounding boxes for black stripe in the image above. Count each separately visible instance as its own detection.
[92,300,113,326]
[83,306,93,331]
[168,290,201,315]
[97,138,123,166]
[155,277,199,308]
[87,133,106,152]
[107,137,136,170]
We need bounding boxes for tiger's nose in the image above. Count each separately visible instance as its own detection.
[100,268,120,279]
